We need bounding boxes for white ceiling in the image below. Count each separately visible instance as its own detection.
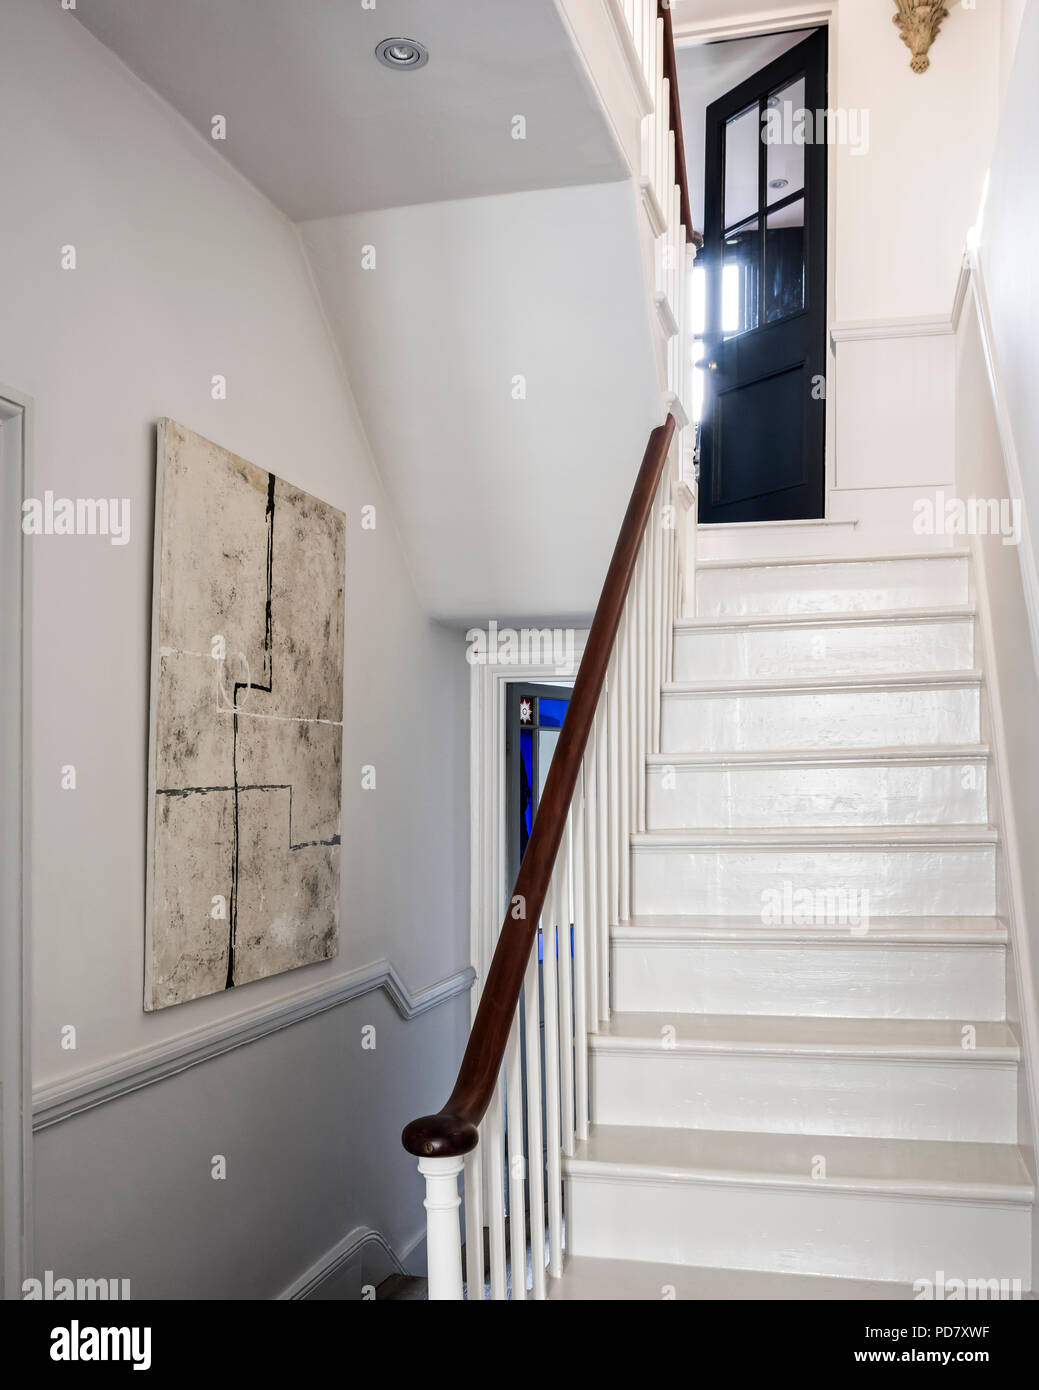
[300,181,662,624]
[73,1,662,623]
[73,0,628,220]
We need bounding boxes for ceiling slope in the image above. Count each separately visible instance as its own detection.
[300,180,662,624]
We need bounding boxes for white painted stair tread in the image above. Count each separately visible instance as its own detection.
[612,915,1008,943]
[695,549,971,570]
[549,1256,919,1301]
[646,743,989,767]
[631,824,998,848]
[675,604,977,631]
[565,1125,1034,1201]
[590,1011,1019,1059]
[695,552,970,617]
[663,669,982,696]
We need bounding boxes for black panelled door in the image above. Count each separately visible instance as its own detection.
[698,29,828,523]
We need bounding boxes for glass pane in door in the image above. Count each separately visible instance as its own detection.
[765,76,806,205]
[722,219,760,337]
[765,198,805,323]
[724,102,759,230]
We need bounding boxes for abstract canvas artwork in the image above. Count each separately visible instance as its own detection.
[145,420,345,1010]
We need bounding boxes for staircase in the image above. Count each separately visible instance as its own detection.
[556,547,1034,1297]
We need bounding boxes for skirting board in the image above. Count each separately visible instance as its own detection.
[32,960,474,1131]
[280,1223,427,1301]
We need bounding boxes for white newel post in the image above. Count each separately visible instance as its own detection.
[418,1155,466,1300]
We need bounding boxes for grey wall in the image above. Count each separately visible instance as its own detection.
[1,0,470,1296]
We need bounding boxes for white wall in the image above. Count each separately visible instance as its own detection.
[970,0,1039,1280]
[1,0,470,1296]
[832,0,1000,324]
[299,181,663,625]
[954,288,1039,1289]
[983,0,1039,572]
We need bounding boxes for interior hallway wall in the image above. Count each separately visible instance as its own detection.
[0,0,470,1296]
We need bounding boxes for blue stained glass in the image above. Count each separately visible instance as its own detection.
[519,727,534,855]
[538,697,569,729]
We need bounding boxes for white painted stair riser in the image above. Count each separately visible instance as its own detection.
[563,1178,1031,1284]
[630,838,996,917]
[610,939,1006,1020]
[695,554,969,618]
[589,1050,1018,1143]
[646,752,988,829]
[673,612,974,680]
[660,678,980,753]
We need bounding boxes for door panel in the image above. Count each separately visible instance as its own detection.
[699,29,828,524]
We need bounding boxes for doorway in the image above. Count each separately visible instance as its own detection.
[695,28,828,523]
[505,683,572,893]
[502,681,571,1292]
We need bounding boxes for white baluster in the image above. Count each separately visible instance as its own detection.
[418,1155,465,1301]
[463,1147,484,1299]
[505,1013,526,1299]
[597,693,612,1025]
[523,948,547,1299]
[616,608,631,922]
[582,722,599,1055]
[655,20,666,209]
[558,809,576,1157]
[634,542,642,828]
[650,480,661,756]
[542,870,564,1277]
[486,1078,507,1300]
[574,759,590,1143]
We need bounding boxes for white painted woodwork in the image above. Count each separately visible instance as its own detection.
[417,1156,465,1301]
[660,672,981,753]
[439,520,1038,1298]
[611,919,1007,1020]
[832,332,956,494]
[630,827,997,918]
[673,608,975,680]
[563,1126,1032,1282]
[549,1256,920,1301]
[646,746,989,829]
[696,553,970,618]
[589,1014,1019,1142]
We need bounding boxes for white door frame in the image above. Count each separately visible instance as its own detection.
[0,383,32,1298]
[672,2,840,514]
[467,633,587,993]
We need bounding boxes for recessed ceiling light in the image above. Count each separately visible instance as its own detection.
[769,178,789,190]
[375,38,429,70]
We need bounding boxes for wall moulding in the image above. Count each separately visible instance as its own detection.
[32,960,474,1131]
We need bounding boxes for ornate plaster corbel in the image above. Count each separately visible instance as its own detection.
[893,1,950,73]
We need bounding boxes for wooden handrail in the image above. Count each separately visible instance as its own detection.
[402,414,677,1160]
[659,1,703,248]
